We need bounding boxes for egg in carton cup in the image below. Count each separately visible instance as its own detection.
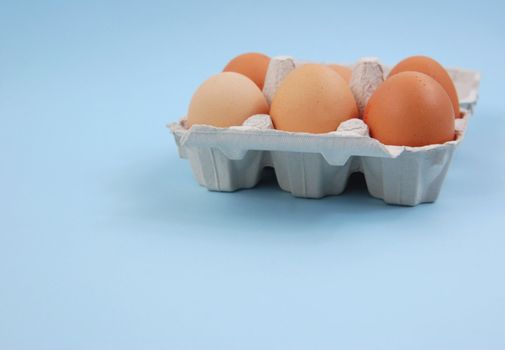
[168,56,480,206]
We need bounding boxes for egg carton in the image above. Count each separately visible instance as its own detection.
[168,56,480,206]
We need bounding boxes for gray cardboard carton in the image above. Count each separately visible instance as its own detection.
[169,56,480,206]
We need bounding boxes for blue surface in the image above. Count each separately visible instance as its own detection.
[1,0,504,349]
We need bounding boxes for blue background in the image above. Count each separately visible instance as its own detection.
[1,0,504,349]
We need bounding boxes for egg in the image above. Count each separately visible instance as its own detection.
[364,71,455,147]
[223,52,271,90]
[270,64,359,133]
[328,64,352,83]
[388,55,461,117]
[187,72,269,128]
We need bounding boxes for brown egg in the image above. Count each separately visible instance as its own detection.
[223,52,270,90]
[328,64,352,83]
[388,55,461,117]
[187,72,269,128]
[364,71,455,147]
[270,64,359,133]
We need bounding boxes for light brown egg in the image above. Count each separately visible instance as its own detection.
[270,64,359,133]
[223,52,271,90]
[187,72,269,128]
[328,64,352,83]
[388,55,461,117]
[364,71,455,147]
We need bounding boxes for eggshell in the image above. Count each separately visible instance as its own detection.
[223,52,270,89]
[187,72,269,128]
[388,55,461,117]
[364,71,455,147]
[328,64,352,83]
[270,64,359,133]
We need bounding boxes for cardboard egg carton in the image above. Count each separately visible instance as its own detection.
[168,56,480,206]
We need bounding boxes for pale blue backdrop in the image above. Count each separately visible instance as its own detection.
[1,0,504,349]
